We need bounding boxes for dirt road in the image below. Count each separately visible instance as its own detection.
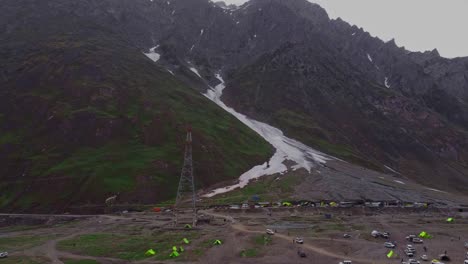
[201,210,390,264]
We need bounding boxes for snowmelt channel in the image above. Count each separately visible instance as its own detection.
[203,74,330,197]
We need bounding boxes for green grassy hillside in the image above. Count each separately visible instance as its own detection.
[0,21,273,212]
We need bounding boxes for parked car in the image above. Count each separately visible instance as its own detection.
[413,238,424,243]
[371,230,380,238]
[406,235,416,241]
[0,252,8,258]
[464,260,468,264]
[339,261,352,264]
[407,259,420,264]
[406,245,416,252]
[405,249,414,257]
[381,232,390,239]
[343,234,351,238]
[384,242,396,248]
[295,237,304,244]
[266,229,275,235]
[420,254,428,261]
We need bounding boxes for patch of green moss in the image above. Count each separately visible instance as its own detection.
[208,173,303,204]
[0,132,21,146]
[46,142,178,193]
[58,232,200,261]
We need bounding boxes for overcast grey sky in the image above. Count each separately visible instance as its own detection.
[224,0,468,58]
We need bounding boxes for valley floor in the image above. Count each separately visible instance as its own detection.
[1,208,467,263]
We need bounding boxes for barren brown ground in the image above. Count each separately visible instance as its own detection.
[1,207,467,264]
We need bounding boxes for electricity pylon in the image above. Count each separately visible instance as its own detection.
[174,127,197,226]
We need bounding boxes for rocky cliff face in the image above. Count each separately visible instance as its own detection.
[219,0,468,193]
[1,0,467,211]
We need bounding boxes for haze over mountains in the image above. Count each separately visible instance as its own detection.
[1,0,467,212]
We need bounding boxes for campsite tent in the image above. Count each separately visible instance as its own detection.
[419,231,432,239]
[387,250,394,258]
[145,249,156,256]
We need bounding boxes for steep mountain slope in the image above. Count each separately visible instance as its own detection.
[221,0,468,194]
[0,0,273,212]
[1,0,467,212]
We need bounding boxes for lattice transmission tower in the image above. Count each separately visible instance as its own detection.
[174,127,197,226]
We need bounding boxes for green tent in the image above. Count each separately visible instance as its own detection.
[172,246,178,252]
[387,250,394,258]
[179,246,184,252]
[213,239,222,245]
[419,231,432,239]
[170,251,180,258]
[184,224,192,229]
[446,217,454,223]
[282,202,292,207]
[145,249,156,256]
[183,238,190,244]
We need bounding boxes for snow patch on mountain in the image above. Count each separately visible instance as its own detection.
[188,66,202,78]
[425,187,447,193]
[384,165,399,174]
[143,46,160,62]
[384,77,391,88]
[203,74,330,197]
